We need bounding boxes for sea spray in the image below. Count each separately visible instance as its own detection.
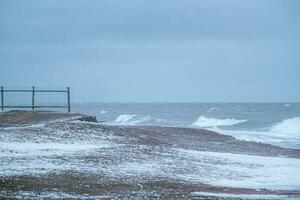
[191,116,247,128]
[270,117,300,137]
[114,114,152,125]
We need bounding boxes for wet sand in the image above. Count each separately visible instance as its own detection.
[1,111,300,199]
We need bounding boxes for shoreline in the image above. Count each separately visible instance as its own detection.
[1,110,300,199]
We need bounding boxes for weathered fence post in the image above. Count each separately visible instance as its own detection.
[67,87,71,113]
[1,86,4,111]
[32,86,35,110]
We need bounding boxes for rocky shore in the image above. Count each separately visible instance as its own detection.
[0,111,300,199]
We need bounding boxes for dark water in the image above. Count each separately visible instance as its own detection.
[72,103,300,148]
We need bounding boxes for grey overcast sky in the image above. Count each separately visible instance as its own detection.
[0,0,299,102]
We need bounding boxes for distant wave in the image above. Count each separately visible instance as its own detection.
[100,110,108,115]
[206,107,220,113]
[114,114,153,125]
[191,116,247,128]
[270,117,300,137]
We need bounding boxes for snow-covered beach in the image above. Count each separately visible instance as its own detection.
[1,111,300,199]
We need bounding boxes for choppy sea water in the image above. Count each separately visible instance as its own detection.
[72,103,300,149]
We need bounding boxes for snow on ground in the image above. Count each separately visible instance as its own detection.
[13,191,110,200]
[174,149,300,190]
[1,120,300,199]
[191,192,293,199]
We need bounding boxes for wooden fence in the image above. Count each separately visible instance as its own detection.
[0,86,71,112]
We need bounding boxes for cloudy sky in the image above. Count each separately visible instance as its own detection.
[0,0,299,102]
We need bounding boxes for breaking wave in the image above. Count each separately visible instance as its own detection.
[206,107,220,113]
[100,110,108,115]
[207,117,300,148]
[270,117,300,137]
[114,114,153,125]
[191,116,247,128]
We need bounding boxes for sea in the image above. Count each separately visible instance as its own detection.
[72,103,300,149]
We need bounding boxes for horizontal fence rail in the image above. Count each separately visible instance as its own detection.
[0,86,71,112]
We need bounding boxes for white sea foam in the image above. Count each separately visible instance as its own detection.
[191,116,246,128]
[113,114,152,125]
[210,127,300,148]
[270,117,300,137]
